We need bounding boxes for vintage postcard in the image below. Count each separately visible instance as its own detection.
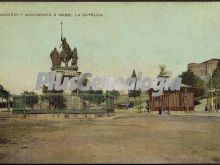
[0,2,220,164]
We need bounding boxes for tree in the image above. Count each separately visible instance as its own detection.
[179,69,205,97]
[48,93,66,109]
[211,63,220,89]
[128,70,141,99]
[196,78,206,97]
[157,64,169,78]
[179,69,198,87]
[40,85,66,109]
[0,84,10,99]
[22,90,39,108]
[106,90,120,99]
[0,84,10,109]
[0,85,4,99]
[80,89,105,105]
[156,64,170,109]
[210,63,220,109]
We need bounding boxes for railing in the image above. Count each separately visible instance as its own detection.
[12,93,114,114]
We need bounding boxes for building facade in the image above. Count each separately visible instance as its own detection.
[188,58,220,80]
[148,85,195,111]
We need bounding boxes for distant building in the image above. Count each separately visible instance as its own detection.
[188,58,220,80]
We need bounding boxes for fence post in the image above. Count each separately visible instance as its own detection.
[24,95,26,114]
[139,95,141,112]
[7,94,10,111]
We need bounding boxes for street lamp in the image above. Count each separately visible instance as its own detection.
[211,78,214,112]
[208,70,214,112]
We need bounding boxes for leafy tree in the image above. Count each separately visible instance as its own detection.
[22,90,39,108]
[128,70,141,99]
[179,69,198,87]
[196,78,206,97]
[40,85,66,109]
[179,69,205,97]
[48,93,66,109]
[77,77,105,104]
[157,64,170,78]
[0,84,10,109]
[0,85,4,99]
[0,84,10,99]
[106,90,120,99]
[211,62,220,89]
[210,63,220,109]
[80,89,105,105]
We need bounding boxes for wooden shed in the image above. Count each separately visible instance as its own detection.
[148,84,196,112]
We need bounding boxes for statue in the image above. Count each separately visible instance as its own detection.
[50,48,61,67]
[71,47,78,67]
[60,37,72,67]
[50,22,78,70]
[60,37,71,53]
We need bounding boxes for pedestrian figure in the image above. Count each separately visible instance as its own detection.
[205,104,208,111]
[159,106,162,115]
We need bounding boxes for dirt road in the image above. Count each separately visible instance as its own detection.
[0,110,220,163]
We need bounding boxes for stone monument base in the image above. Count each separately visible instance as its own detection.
[51,66,81,77]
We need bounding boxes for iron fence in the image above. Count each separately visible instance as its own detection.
[12,93,114,114]
[114,94,149,110]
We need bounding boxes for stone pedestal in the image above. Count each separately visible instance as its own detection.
[51,66,80,77]
[50,66,82,109]
[50,66,81,86]
[65,95,82,110]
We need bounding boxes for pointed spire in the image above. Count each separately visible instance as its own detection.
[61,21,63,40]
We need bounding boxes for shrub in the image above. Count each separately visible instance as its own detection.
[194,99,201,106]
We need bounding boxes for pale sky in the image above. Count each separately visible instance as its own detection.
[0,2,220,94]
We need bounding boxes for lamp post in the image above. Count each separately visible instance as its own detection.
[208,70,214,112]
[183,86,188,113]
[210,72,214,112]
[216,89,218,112]
[5,88,10,111]
[7,93,10,111]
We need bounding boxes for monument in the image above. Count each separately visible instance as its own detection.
[49,22,81,109]
[50,22,81,78]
